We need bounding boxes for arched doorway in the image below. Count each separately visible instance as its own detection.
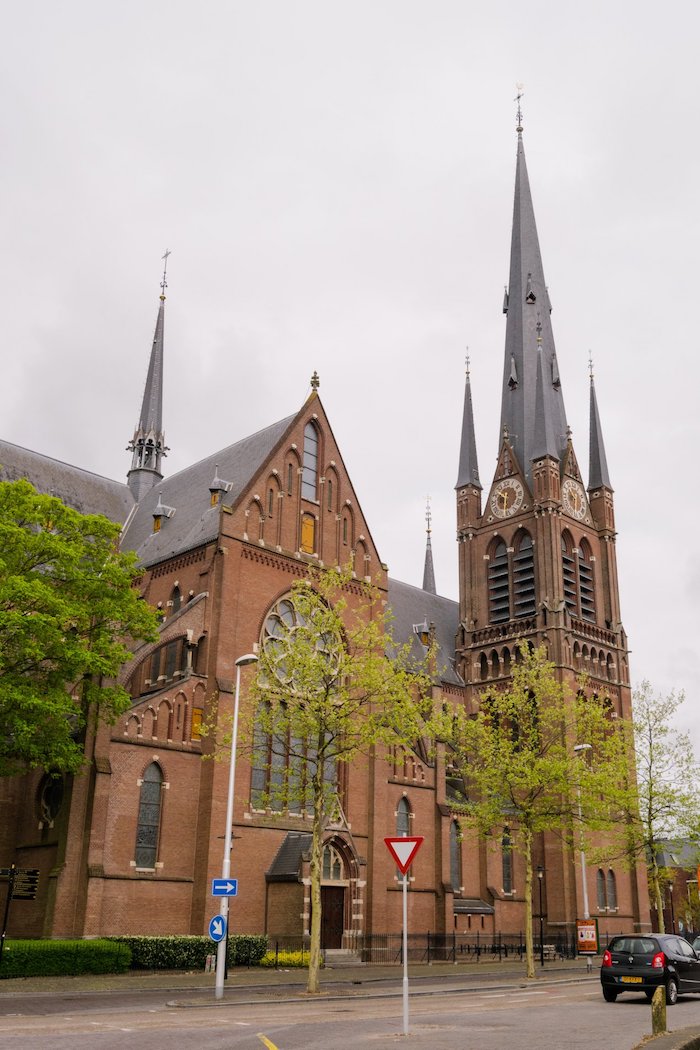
[320,842,347,949]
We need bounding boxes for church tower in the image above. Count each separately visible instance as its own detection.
[455,109,645,933]
[127,253,170,500]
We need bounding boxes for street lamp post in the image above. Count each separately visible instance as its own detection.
[537,866,545,967]
[574,743,592,920]
[215,652,258,1000]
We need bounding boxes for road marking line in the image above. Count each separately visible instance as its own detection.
[257,1035,279,1050]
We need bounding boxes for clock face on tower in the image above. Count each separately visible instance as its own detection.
[490,477,525,518]
[561,477,587,520]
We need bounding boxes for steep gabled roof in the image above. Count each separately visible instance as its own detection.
[387,578,462,686]
[120,413,296,564]
[0,439,134,523]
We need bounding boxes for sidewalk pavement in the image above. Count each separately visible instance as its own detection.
[0,955,596,1001]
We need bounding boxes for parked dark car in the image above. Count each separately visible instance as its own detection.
[601,934,700,1004]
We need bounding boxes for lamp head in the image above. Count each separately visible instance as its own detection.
[235,653,259,668]
[536,865,544,879]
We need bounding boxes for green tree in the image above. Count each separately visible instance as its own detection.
[0,479,159,775]
[440,644,625,978]
[621,682,700,931]
[246,567,433,995]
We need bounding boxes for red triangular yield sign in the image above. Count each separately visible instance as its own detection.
[384,836,424,875]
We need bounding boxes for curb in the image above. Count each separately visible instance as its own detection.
[633,1029,700,1050]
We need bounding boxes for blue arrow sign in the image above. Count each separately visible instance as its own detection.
[212,878,238,897]
[208,915,227,942]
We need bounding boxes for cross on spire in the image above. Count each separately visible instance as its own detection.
[515,83,525,133]
[160,249,171,300]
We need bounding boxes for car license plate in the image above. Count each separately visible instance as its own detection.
[621,976,643,983]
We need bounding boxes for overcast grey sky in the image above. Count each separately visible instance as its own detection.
[2,2,698,740]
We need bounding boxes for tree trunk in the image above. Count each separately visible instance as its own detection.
[307,759,325,994]
[649,855,665,933]
[523,826,535,979]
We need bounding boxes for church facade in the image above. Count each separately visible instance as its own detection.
[0,123,651,946]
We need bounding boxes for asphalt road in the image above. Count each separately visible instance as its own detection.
[3,974,700,1049]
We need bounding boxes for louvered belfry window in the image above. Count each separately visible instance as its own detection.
[488,542,510,623]
[562,534,577,614]
[513,532,536,617]
[579,541,596,622]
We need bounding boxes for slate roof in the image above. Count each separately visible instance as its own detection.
[453,898,494,915]
[387,578,462,687]
[589,373,612,490]
[266,831,312,882]
[655,839,700,870]
[120,413,296,565]
[0,439,134,523]
[500,130,569,484]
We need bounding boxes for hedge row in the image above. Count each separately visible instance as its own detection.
[108,934,268,970]
[0,939,131,979]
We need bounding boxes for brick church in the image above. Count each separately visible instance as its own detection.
[0,121,651,946]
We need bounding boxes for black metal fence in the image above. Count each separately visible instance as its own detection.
[267,931,580,964]
[356,931,579,964]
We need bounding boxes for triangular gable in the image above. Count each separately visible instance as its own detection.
[225,392,385,581]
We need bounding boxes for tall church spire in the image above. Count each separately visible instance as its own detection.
[422,498,436,594]
[588,356,612,490]
[127,253,170,500]
[500,111,568,485]
[456,354,481,490]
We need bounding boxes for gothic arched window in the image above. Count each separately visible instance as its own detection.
[135,763,163,869]
[596,868,606,909]
[250,595,339,812]
[606,869,617,910]
[322,843,344,880]
[397,796,410,836]
[302,422,319,501]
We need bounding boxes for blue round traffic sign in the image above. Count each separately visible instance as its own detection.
[208,914,227,942]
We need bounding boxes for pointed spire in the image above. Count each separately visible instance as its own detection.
[499,110,568,485]
[422,498,436,595]
[588,355,612,490]
[531,320,559,461]
[127,253,170,499]
[456,353,481,490]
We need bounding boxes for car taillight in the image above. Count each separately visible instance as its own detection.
[602,949,612,967]
[652,952,665,969]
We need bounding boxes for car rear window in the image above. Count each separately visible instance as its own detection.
[610,937,657,954]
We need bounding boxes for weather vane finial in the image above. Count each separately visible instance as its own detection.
[160,249,171,300]
[465,347,470,378]
[515,83,525,133]
[588,351,594,380]
[425,496,432,536]
[310,370,320,391]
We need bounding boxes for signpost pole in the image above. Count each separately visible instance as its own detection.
[0,866,15,966]
[383,836,423,1038]
[402,870,409,1036]
[214,654,257,1000]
